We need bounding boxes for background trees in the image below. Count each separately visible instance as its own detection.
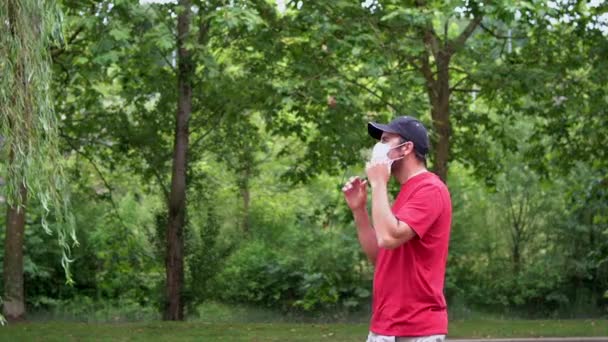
[1,0,606,321]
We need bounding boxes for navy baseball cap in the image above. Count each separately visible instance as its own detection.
[368,116,430,155]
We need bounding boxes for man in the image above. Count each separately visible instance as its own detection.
[342,116,452,342]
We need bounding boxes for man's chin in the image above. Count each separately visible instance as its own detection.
[390,161,402,175]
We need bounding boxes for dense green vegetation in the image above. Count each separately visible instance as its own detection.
[1,0,607,325]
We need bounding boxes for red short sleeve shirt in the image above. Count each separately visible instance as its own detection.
[370,172,452,336]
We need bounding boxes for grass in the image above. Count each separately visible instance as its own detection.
[8,302,607,341]
[0,320,606,341]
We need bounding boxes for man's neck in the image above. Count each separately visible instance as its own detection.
[396,164,427,184]
[407,166,427,181]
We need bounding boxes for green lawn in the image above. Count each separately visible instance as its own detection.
[0,320,606,341]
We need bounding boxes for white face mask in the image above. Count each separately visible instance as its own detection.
[370,141,407,164]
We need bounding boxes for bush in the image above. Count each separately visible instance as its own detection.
[212,226,371,312]
[213,240,301,308]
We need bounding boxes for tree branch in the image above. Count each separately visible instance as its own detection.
[447,16,483,54]
[326,62,402,113]
[518,190,532,243]
[479,22,527,40]
[505,185,519,241]
[423,28,441,61]
[449,66,470,75]
[190,112,226,150]
[344,75,401,113]
[60,133,129,230]
[405,56,421,71]
[450,73,474,91]
[444,17,449,46]
[51,25,85,59]
[162,53,177,73]
[148,160,171,202]
[451,88,479,93]
[419,51,436,99]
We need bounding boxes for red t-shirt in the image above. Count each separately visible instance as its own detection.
[370,171,452,336]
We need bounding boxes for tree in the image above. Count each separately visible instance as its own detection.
[163,0,193,321]
[458,0,608,185]
[268,1,497,182]
[51,0,283,319]
[496,163,552,274]
[0,0,75,321]
[270,1,596,184]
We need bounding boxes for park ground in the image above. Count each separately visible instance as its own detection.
[0,319,606,341]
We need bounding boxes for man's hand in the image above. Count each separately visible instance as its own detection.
[342,176,368,211]
[366,160,391,188]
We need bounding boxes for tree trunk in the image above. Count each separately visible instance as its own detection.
[239,176,250,234]
[238,156,252,234]
[419,17,481,183]
[3,183,27,321]
[164,0,192,321]
[429,54,451,183]
[512,234,521,274]
[3,1,28,321]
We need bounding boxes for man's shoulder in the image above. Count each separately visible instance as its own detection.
[397,172,449,203]
[405,173,451,206]
[413,172,447,192]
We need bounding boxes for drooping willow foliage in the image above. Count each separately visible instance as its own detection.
[0,0,77,281]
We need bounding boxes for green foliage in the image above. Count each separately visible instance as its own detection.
[290,229,371,312]
[186,202,223,311]
[0,0,76,281]
[214,239,297,309]
[487,257,567,312]
[0,161,164,313]
[555,164,608,316]
[2,0,606,321]
[446,160,608,317]
[208,171,370,313]
[213,229,370,313]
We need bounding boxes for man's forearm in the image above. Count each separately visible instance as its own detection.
[371,183,400,243]
[352,207,378,264]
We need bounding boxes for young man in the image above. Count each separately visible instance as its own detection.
[342,116,452,342]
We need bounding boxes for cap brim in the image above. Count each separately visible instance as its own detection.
[368,122,399,140]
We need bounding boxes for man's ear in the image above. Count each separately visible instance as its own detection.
[402,142,413,156]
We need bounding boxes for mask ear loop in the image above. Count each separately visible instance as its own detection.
[391,141,408,150]
[388,141,409,163]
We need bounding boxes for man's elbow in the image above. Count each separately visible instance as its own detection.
[377,229,416,249]
[375,221,403,249]
[377,236,401,249]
